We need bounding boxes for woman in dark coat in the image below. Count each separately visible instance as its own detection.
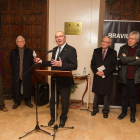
[10,36,33,109]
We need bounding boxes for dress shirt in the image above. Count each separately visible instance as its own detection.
[55,43,66,60]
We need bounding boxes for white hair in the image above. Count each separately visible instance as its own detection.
[103,36,112,43]
[129,31,140,41]
[16,36,25,42]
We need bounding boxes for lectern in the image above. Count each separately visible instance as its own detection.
[36,70,74,140]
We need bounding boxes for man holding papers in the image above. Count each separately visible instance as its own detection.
[91,36,117,118]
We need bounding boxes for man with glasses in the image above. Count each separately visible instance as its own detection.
[91,36,117,118]
[118,31,140,123]
[10,36,33,109]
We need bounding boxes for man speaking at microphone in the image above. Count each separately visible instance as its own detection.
[36,31,77,127]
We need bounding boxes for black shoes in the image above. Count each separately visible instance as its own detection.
[48,119,66,127]
[130,114,136,123]
[91,111,98,116]
[118,112,127,120]
[91,111,108,118]
[48,119,55,126]
[103,113,108,118]
[118,113,136,123]
[59,120,66,128]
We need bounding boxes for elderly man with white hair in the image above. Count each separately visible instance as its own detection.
[10,36,33,109]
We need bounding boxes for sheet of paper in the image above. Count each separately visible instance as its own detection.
[97,65,105,71]
[97,65,105,78]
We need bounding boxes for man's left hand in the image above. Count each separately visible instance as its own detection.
[51,57,62,67]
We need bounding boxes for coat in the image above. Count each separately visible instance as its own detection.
[118,43,140,84]
[10,45,33,99]
[91,47,117,95]
[41,43,77,88]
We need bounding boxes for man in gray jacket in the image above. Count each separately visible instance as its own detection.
[118,31,140,123]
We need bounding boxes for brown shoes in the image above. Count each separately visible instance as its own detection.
[12,103,33,109]
[12,104,20,109]
[2,107,8,112]
[26,103,33,108]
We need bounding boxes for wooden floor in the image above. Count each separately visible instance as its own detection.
[0,97,140,140]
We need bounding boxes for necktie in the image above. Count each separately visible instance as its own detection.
[102,50,106,60]
[57,47,61,60]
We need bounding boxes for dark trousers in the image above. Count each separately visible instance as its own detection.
[14,79,31,105]
[50,86,71,121]
[93,94,110,114]
[122,79,139,114]
[0,75,5,109]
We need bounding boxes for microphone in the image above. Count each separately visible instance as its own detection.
[33,50,37,62]
[46,49,55,53]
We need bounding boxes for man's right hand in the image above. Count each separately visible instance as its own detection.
[122,53,126,57]
[35,58,42,63]
[96,71,104,77]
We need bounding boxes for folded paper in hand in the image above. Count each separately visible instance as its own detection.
[97,65,105,71]
[97,65,105,78]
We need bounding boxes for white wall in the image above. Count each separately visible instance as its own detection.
[48,0,105,103]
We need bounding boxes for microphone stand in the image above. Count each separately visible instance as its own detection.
[18,51,53,139]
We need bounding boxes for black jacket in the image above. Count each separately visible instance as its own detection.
[91,47,117,95]
[41,43,77,88]
[118,43,140,84]
[10,45,33,99]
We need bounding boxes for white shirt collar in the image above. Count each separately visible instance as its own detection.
[55,43,66,60]
[102,48,108,53]
[58,42,66,51]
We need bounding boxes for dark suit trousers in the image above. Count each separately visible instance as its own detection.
[14,79,31,104]
[50,85,71,121]
[93,94,110,114]
[122,79,139,114]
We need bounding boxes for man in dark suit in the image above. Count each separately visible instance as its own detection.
[10,36,33,109]
[91,36,117,118]
[36,31,77,127]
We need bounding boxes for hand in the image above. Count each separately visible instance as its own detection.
[122,53,126,57]
[96,71,104,77]
[35,58,42,63]
[51,57,62,67]
[136,56,139,59]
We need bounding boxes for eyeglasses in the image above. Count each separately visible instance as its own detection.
[55,35,64,39]
[101,40,110,44]
[17,41,24,43]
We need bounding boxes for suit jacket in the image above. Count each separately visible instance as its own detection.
[91,47,117,95]
[41,43,77,88]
